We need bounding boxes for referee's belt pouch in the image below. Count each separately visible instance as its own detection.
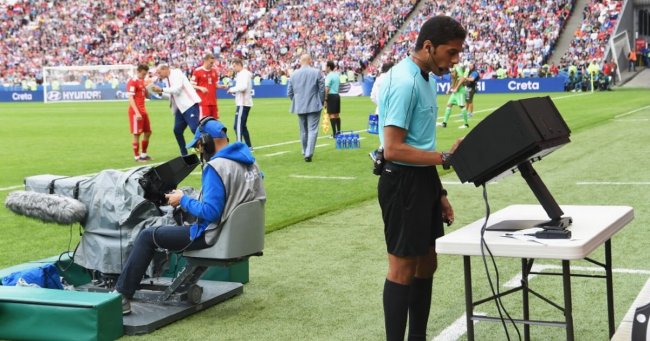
[382,161,404,175]
[370,148,385,176]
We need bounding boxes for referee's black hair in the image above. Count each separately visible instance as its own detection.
[415,16,466,51]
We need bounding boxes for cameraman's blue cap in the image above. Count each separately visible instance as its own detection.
[186,119,228,148]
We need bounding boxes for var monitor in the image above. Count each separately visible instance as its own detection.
[449,96,572,229]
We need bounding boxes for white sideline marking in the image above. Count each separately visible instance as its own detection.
[264,151,290,157]
[614,105,650,119]
[577,181,650,186]
[315,144,329,148]
[504,264,650,288]
[0,185,23,191]
[253,129,368,150]
[612,118,649,122]
[433,312,485,341]
[442,265,650,340]
[289,175,356,180]
[435,93,592,121]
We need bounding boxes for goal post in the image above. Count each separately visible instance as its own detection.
[43,65,136,103]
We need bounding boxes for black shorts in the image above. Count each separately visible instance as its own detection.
[377,162,444,257]
[326,93,340,114]
[465,87,476,103]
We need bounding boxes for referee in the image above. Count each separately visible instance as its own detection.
[377,16,466,341]
[325,61,341,137]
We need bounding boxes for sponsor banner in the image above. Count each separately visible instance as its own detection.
[0,91,43,102]
[0,78,565,102]
[434,77,565,94]
[45,89,129,102]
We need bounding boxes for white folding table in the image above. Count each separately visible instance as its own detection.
[436,204,634,340]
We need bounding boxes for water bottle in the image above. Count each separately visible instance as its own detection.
[355,133,360,148]
[345,133,351,149]
[368,114,374,133]
[373,115,379,134]
[336,134,342,149]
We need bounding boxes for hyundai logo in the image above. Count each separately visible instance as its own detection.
[47,91,62,101]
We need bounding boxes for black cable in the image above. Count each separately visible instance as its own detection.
[56,224,80,273]
[479,184,521,340]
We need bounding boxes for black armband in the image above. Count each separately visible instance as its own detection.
[440,189,448,197]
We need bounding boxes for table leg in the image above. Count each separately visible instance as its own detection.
[522,258,530,341]
[464,256,474,341]
[562,260,574,341]
[605,240,615,337]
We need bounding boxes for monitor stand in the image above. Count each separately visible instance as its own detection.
[534,216,573,230]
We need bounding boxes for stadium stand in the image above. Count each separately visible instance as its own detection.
[0,0,625,87]
[230,0,417,81]
[377,0,573,78]
[557,0,622,69]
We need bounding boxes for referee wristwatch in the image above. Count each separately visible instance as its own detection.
[441,152,451,169]
[440,189,448,197]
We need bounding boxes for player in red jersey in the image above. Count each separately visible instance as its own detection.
[127,64,153,162]
[191,54,228,120]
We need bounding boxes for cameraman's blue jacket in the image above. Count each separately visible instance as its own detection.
[179,142,257,240]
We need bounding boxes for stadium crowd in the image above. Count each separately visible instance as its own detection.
[376,0,573,78]
[231,0,416,82]
[557,0,622,69]
[0,0,273,87]
[0,0,632,88]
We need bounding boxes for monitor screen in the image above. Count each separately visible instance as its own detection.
[450,96,570,186]
[449,96,572,227]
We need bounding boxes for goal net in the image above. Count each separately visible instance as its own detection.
[43,65,136,103]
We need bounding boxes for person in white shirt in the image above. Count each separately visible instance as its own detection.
[370,61,394,114]
[227,57,254,150]
[151,64,202,156]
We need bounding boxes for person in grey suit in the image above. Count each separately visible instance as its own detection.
[288,54,325,162]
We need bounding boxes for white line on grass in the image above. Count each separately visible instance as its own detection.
[504,264,650,288]
[612,118,650,122]
[289,175,356,180]
[436,93,593,121]
[315,144,329,148]
[264,151,290,157]
[433,312,486,341]
[252,129,368,150]
[0,185,23,191]
[441,264,650,340]
[614,105,650,119]
[576,181,650,186]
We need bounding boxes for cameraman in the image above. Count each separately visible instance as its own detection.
[377,16,465,340]
[115,119,266,315]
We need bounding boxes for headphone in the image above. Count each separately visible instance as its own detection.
[427,45,446,75]
[197,117,217,158]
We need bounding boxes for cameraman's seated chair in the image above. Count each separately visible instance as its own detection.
[156,200,265,304]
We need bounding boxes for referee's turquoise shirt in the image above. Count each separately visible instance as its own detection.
[378,57,438,166]
[325,72,340,94]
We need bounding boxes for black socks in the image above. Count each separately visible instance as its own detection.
[330,118,341,136]
[384,279,410,341]
[407,277,433,341]
[383,277,434,341]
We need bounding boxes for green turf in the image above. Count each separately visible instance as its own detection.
[1,89,649,339]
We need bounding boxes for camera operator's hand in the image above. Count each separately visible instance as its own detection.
[165,189,183,207]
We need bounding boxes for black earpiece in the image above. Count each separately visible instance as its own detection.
[197,117,216,158]
[427,45,446,74]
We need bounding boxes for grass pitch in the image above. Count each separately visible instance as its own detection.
[1,89,649,340]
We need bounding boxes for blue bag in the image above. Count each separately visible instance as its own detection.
[1,263,64,289]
